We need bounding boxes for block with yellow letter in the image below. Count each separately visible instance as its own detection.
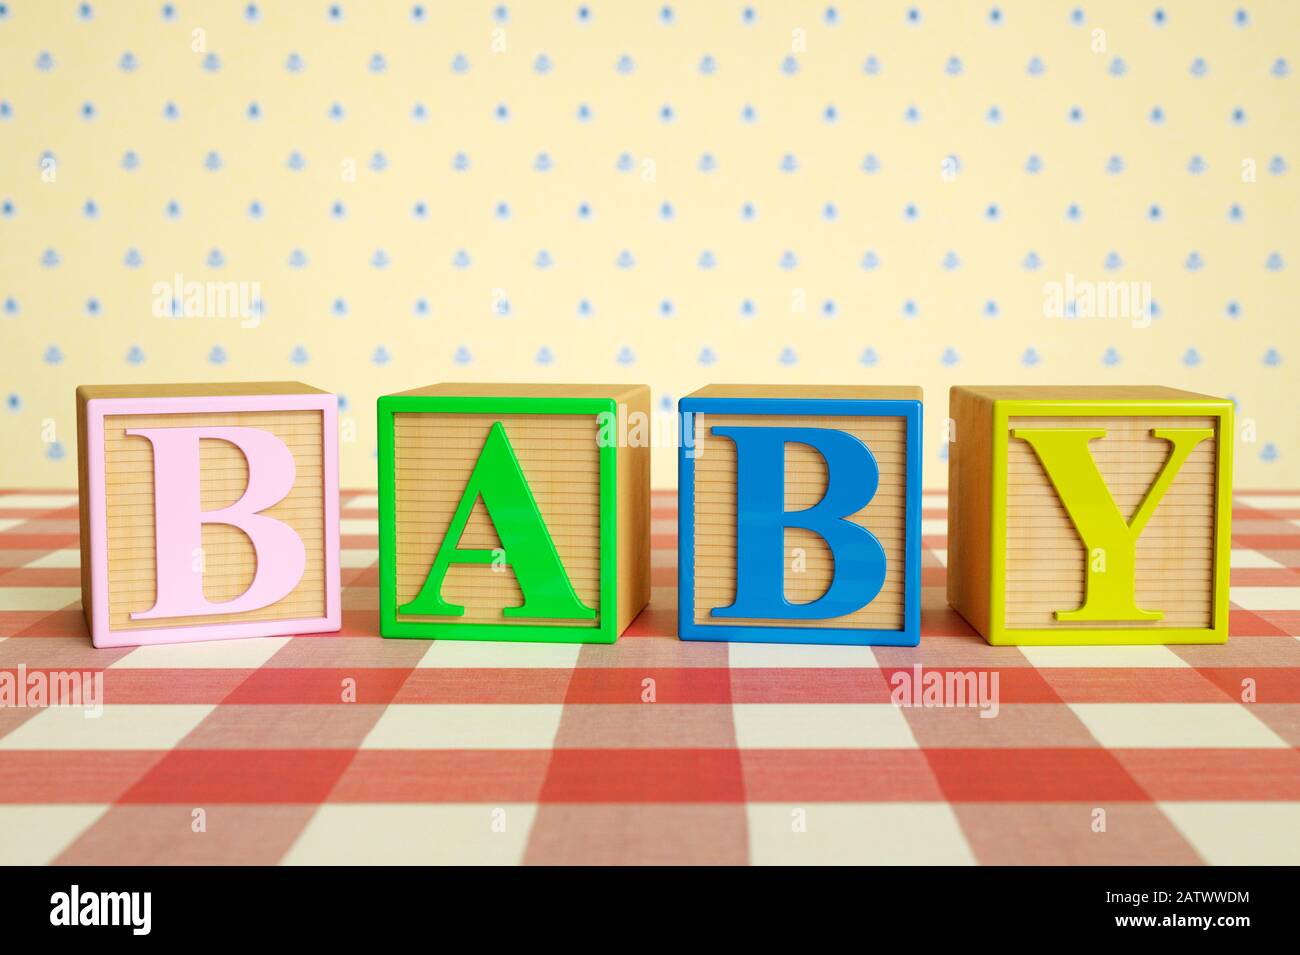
[947,386,1232,645]
[377,383,650,643]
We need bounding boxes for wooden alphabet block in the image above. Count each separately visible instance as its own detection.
[76,382,341,648]
[377,383,650,643]
[947,386,1232,645]
[678,385,923,646]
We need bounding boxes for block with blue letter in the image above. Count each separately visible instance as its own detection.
[678,385,923,646]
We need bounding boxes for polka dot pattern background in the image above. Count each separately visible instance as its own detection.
[0,1,1295,488]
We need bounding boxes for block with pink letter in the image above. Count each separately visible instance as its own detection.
[76,382,341,648]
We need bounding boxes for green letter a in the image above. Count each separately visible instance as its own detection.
[1011,426,1213,622]
[400,421,596,620]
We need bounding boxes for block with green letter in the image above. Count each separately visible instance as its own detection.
[377,383,650,643]
[947,386,1232,646]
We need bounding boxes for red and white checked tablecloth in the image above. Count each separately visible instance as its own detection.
[0,489,1298,865]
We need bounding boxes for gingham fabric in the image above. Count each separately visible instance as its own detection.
[0,488,1297,865]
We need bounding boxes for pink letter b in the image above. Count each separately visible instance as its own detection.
[129,427,306,620]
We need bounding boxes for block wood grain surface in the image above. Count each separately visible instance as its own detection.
[947,385,1232,646]
[377,383,650,643]
[76,382,340,648]
[679,384,923,646]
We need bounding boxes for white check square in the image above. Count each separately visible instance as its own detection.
[1230,549,1284,569]
[23,549,81,569]
[362,704,563,749]
[110,636,290,669]
[0,704,215,750]
[416,640,581,668]
[1161,802,1300,865]
[339,549,378,568]
[1020,645,1189,668]
[1230,587,1300,611]
[732,703,917,749]
[284,804,536,865]
[748,803,974,865]
[0,805,109,864]
[0,494,78,509]
[1069,703,1287,748]
[0,587,80,611]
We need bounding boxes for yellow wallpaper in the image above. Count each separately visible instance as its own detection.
[1,0,1296,489]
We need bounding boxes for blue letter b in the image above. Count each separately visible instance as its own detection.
[710,426,886,620]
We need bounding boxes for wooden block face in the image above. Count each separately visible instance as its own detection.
[392,413,601,628]
[377,392,620,643]
[105,410,327,629]
[678,392,922,646]
[1006,416,1216,631]
[982,394,1232,646]
[80,390,340,648]
[693,414,907,630]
